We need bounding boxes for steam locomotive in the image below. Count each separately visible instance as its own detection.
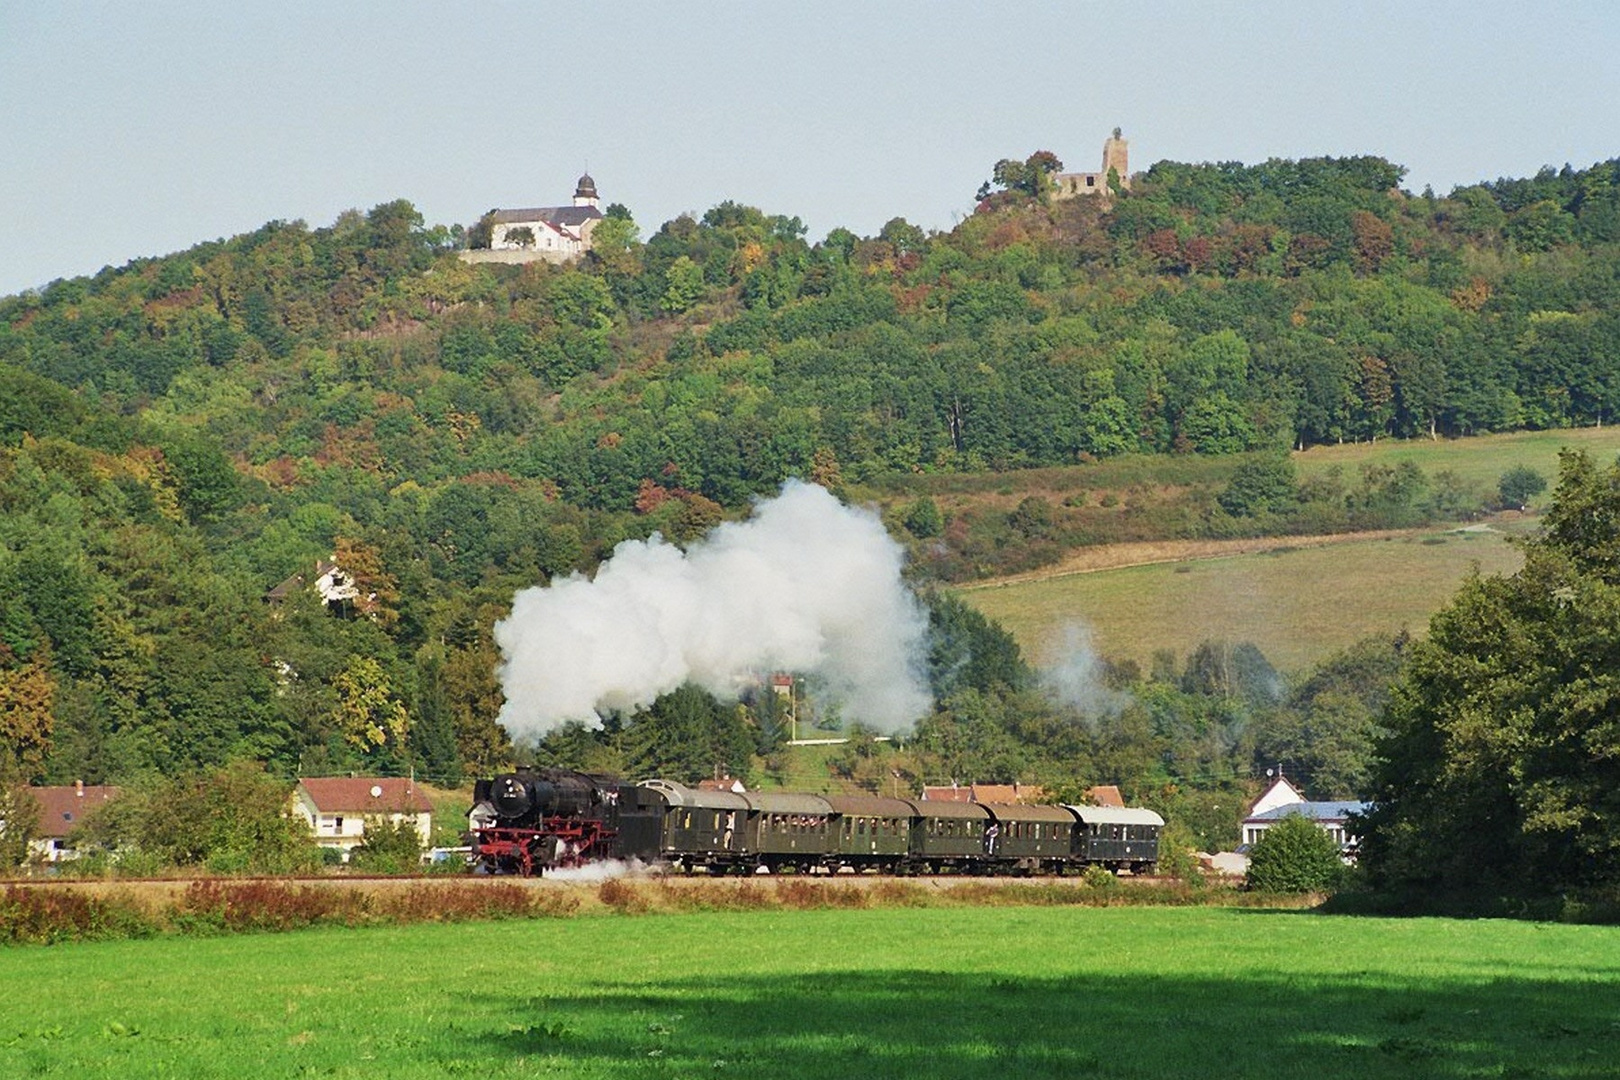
[470,767,1162,877]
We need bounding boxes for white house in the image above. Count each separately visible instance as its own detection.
[1241,775,1367,852]
[292,777,433,861]
[477,173,604,263]
[264,556,379,619]
[1248,775,1306,817]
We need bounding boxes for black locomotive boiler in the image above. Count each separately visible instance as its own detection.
[470,768,1162,877]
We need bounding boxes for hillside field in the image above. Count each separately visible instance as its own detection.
[962,525,1524,674]
[3,906,1617,1078]
[1291,425,1620,493]
[873,425,1620,523]
[955,427,1620,674]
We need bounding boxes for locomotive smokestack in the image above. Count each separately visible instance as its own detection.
[493,480,932,738]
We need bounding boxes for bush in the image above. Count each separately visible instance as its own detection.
[1246,814,1344,894]
[0,886,157,944]
[1082,864,1119,889]
[348,816,424,874]
[902,496,944,538]
[0,780,38,870]
[1497,464,1547,509]
[78,761,320,875]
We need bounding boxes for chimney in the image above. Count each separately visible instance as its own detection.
[75,779,84,796]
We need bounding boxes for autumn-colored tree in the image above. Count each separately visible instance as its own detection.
[329,655,409,753]
[440,640,511,774]
[332,536,399,627]
[1351,210,1395,274]
[0,658,55,780]
[0,770,38,868]
[671,492,725,543]
[809,446,843,491]
[634,478,674,514]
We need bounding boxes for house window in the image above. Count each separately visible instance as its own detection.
[332,816,344,834]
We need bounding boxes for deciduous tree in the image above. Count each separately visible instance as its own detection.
[1358,450,1620,899]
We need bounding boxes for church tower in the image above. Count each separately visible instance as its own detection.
[573,172,600,209]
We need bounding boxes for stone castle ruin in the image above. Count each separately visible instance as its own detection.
[1051,129,1130,200]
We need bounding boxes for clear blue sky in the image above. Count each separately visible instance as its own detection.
[3,1,1618,296]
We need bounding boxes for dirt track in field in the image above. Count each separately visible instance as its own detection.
[957,527,1441,590]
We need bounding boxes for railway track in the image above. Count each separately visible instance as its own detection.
[5,869,1174,891]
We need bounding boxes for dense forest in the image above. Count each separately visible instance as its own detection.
[2,150,1618,835]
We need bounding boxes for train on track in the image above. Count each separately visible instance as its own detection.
[470,767,1162,877]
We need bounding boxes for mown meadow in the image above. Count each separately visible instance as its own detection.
[3,905,1619,1079]
[955,425,1620,672]
[963,524,1524,672]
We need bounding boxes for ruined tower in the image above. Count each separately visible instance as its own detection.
[1050,128,1132,201]
[1101,127,1129,190]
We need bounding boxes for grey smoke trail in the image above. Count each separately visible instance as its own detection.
[1040,621,1130,720]
[493,481,932,739]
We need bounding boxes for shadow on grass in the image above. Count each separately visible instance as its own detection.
[470,967,1618,1079]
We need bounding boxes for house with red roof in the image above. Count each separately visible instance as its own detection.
[24,782,120,862]
[920,782,1050,805]
[292,777,433,862]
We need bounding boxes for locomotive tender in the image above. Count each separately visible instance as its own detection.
[471,767,1163,877]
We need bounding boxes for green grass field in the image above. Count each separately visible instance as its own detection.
[962,527,1525,674]
[870,425,1620,510]
[3,906,1618,1078]
[1291,426,1620,498]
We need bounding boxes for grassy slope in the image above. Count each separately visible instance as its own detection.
[962,526,1524,673]
[871,424,1620,518]
[955,428,1620,673]
[1291,425,1620,493]
[2,907,1617,1078]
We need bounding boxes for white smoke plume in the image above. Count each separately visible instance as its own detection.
[494,480,932,739]
[1040,621,1131,721]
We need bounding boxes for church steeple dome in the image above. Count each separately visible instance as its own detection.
[573,172,599,208]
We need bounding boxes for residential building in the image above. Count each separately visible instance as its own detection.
[265,556,378,618]
[292,777,433,862]
[24,782,120,862]
[1240,775,1367,852]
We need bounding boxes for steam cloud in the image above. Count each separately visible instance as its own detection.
[493,481,932,739]
[1040,621,1130,720]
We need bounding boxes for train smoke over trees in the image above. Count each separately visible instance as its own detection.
[1040,622,1130,720]
[494,481,931,738]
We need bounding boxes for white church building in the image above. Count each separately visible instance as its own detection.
[466,173,604,265]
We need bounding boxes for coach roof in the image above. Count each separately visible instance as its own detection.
[1067,805,1166,827]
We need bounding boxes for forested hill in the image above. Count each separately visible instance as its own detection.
[1,152,1618,789]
